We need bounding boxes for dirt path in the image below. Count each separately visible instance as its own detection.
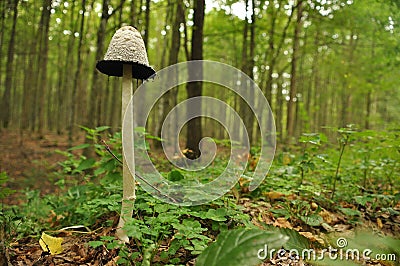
[0,130,84,204]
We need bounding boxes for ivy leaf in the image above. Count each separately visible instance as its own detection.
[95,126,110,132]
[67,143,91,151]
[339,207,361,217]
[261,225,317,252]
[205,208,227,221]
[88,241,104,248]
[168,170,184,182]
[300,214,323,227]
[74,158,96,172]
[196,229,288,266]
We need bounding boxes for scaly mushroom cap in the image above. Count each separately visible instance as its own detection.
[96,26,155,79]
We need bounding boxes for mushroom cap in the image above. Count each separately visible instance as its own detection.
[96,26,155,79]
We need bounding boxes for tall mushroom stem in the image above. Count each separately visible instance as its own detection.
[116,64,136,243]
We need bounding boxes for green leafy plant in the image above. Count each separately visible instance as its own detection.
[196,228,288,266]
[0,172,15,200]
[331,125,357,199]
[298,133,328,186]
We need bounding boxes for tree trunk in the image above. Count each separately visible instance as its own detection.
[239,0,250,145]
[36,0,52,136]
[143,0,151,47]
[150,0,171,137]
[156,0,184,149]
[0,0,7,96]
[1,0,19,128]
[365,90,372,129]
[58,0,77,135]
[263,3,293,141]
[247,0,256,144]
[69,0,87,143]
[130,0,136,26]
[340,30,357,128]
[185,0,205,159]
[310,24,321,132]
[264,3,279,108]
[365,30,376,130]
[286,0,303,143]
[83,0,109,155]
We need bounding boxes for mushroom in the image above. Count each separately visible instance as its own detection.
[96,26,155,243]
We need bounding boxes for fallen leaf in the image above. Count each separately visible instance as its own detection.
[311,202,318,210]
[299,232,325,245]
[319,209,333,224]
[264,191,286,201]
[333,224,351,232]
[283,153,291,165]
[273,217,293,229]
[321,222,334,232]
[376,217,383,229]
[39,232,63,255]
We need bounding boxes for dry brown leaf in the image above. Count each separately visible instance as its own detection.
[104,256,119,266]
[264,191,286,201]
[376,217,383,229]
[333,223,351,232]
[273,217,293,229]
[319,209,333,224]
[298,232,325,245]
[311,202,318,210]
[299,231,314,240]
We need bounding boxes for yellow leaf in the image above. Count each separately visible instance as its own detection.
[299,231,325,245]
[282,153,291,165]
[39,232,63,255]
[263,191,285,200]
[273,217,293,229]
[377,217,383,229]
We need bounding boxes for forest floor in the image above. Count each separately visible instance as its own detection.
[0,130,84,205]
[1,130,399,266]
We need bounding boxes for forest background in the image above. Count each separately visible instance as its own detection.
[1,0,400,264]
[1,0,399,146]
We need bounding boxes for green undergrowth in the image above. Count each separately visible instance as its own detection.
[1,125,399,265]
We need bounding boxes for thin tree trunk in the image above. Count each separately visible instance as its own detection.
[84,0,125,153]
[153,0,172,139]
[84,0,109,155]
[239,0,250,144]
[247,0,256,144]
[58,0,77,135]
[340,30,357,127]
[286,0,303,143]
[143,0,150,47]
[185,0,205,158]
[0,0,7,95]
[156,0,184,148]
[1,0,19,128]
[130,0,136,26]
[12,53,23,128]
[264,3,279,108]
[365,30,376,129]
[22,39,37,132]
[263,2,293,138]
[276,77,284,139]
[69,0,87,143]
[310,24,321,131]
[37,0,52,136]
